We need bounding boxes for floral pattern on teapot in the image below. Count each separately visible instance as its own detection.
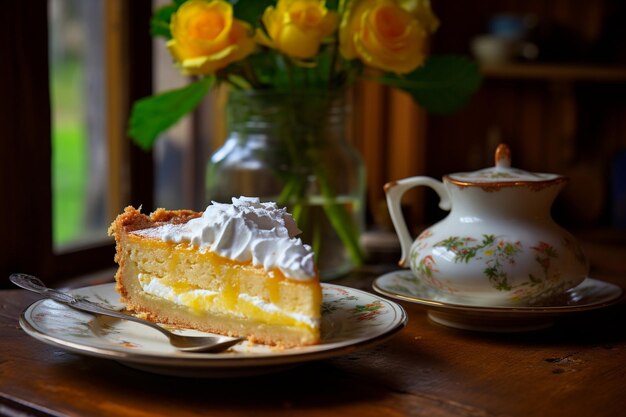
[385,144,589,306]
[409,231,585,304]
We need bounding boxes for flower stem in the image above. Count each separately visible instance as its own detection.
[242,59,261,88]
[338,0,348,14]
[283,55,295,92]
[273,93,364,269]
[328,42,339,89]
[316,166,364,265]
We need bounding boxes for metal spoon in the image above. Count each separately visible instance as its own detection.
[10,273,245,353]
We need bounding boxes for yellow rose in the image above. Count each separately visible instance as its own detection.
[167,0,256,75]
[399,0,440,33]
[257,0,338,59]
[340,0,429,74]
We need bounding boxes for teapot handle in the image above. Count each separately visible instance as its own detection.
[384,177,451,268]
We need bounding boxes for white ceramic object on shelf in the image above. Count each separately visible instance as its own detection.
[470,34,520,65]
[384,144,589,306]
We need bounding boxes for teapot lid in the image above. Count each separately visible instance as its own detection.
[444,144,566,190]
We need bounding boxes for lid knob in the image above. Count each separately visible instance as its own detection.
[495,143,511,169]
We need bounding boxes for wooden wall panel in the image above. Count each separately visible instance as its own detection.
[387,89,427,227]
[351,81,429,228]
[351,81,388,224]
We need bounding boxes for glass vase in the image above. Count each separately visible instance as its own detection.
[206,90,366,280]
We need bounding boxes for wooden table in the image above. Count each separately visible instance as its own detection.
[1,265,625,417]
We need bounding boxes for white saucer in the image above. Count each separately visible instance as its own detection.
[373,270,623,332]
[20,283,406,377]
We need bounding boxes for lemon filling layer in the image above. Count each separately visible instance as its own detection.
[138,274,319,330]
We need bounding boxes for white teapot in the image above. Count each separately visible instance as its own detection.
[385,144,589,306]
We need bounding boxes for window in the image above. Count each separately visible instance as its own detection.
[0,0,154,287]
[49,0,109,248]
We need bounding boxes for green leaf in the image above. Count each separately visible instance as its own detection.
[326,0,339,10]
[150,1,189,38]
[150,4,177,39]
[227,74,253,90]
[229,0,274,26]
[128,77,214,150]
[379,55,482,114]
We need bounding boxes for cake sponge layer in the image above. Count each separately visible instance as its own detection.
[109,206,322,347]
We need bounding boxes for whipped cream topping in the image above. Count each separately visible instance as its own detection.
[133,197,316,280]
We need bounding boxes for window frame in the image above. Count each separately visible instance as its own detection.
[0,0,154,287]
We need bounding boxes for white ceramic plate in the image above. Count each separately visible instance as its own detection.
[20,283,406,377]
[373,270,623,332]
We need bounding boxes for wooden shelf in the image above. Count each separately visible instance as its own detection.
[481,63,626,82]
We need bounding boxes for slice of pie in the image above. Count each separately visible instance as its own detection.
[108,197,322,347]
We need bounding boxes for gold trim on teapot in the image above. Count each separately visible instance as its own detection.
[384,144,588,306]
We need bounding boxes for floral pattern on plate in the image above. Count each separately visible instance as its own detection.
[20,283,407,373]
[373,270,623,332]
[374,270,622,309]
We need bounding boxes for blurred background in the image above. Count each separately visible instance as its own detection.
[2,0,625,286]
